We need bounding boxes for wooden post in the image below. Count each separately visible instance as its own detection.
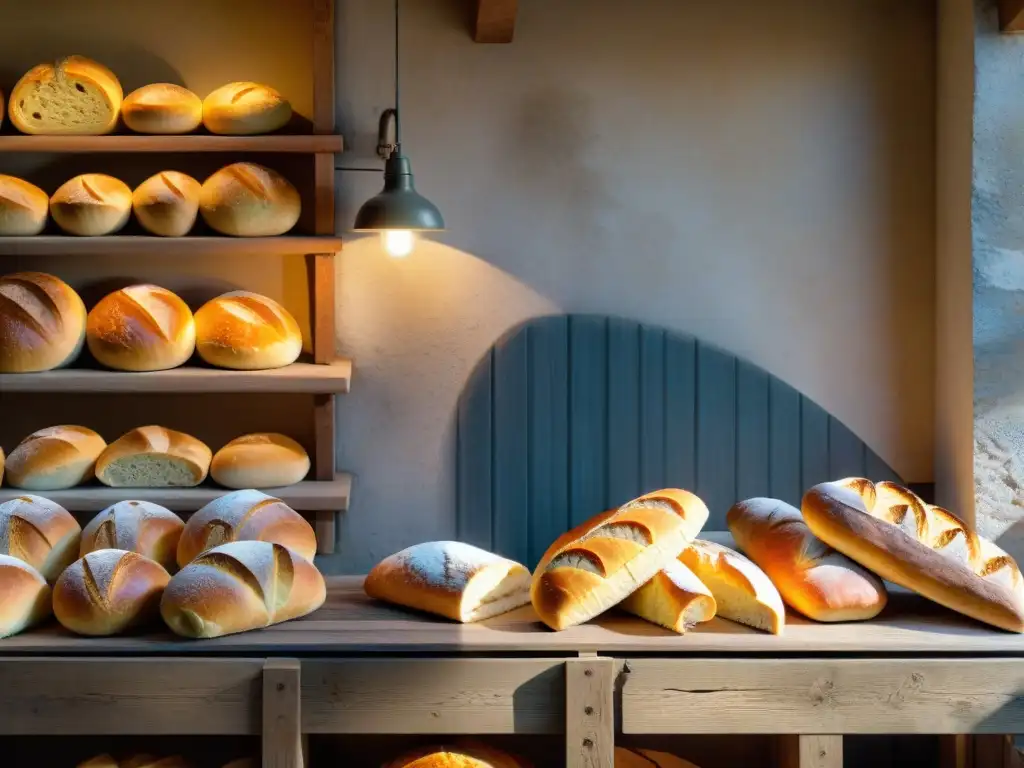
[778,736,842,768]
[263,659,303,768]
[565,656,614,768]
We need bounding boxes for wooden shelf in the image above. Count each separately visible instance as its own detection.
[0,235,342,257]
[0,360,352,394]
[0,474,351,513]
[0,134,343,153]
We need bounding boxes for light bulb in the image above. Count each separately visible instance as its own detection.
[382,229,415,258]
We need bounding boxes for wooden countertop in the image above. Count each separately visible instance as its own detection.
[3,576,1023,656]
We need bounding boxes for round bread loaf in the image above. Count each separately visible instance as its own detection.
[0,554,52,638]
[5,425,106,490]
[383,743,531,768]
[10,55,122,135]
[199,162,300,236]
[0,271,87,372]
[194,291,302,370]
[211,433,310,489]
[0,493,81,582]
[615,747,700,768]
[86,284,195,371]
[0,174,48,235]
[81,499,185,573]
[50,173,132,236]
[53,549,170,636]
[133,171,201,237]
[202,82,291,135]
[122,83,202,134]
[95,426,211,489]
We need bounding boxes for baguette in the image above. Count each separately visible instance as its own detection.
[161,540,326,638]
[95,426,211,488]
[532,489,709,630]
[50,173,132,236]
[0,554,51,637]
[0,271,87,373]
[122,83,202,134]
[364,541,531,622]
[0,174,48,235]
[803,478,1024,632]
[679,539,786,634]
[618,558,716,633]
[5,425,106,491]
[728,497,887,622]
[616,747,701,768]
[10,55,121,135]
[0,493,81,582]
[80,500,184,573]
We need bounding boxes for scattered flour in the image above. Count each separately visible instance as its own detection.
[393,541,505,589]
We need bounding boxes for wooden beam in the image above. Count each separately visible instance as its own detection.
[263,659,303,768]
[1000,0,1024,31]
[474,0,518,43]
[778,736,843,768]
[565,657,614,768]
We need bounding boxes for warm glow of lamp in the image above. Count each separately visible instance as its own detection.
[382,229,415,258]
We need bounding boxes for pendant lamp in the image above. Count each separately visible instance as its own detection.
[352,0,444,257]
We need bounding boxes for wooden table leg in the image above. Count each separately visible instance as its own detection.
[263,659,303,768]
[778,735,842,768]
[566,656,614,768]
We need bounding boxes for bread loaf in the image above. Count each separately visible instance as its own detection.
[176,488,316,567]
[383,743,531,768]
[50,174,132,236]
[0,554,51,638]
[211,433,309,488]
[202,82,291,135]
[364,541,531,622]
[616,748,701,768]
[728,497,888,622]
[195,292,302,370]
[79,757,192,768]
[81,500,184,573]
[804,478,1024,632]
[0,174,48,235]
[132,171,201,237]
[86,284,195,371]
[10,55,122,135]
[5,425,106,490]
[619,558,716,633]
[77,755,118,768]
[161,540,326,638]
[122,83,202,134]
[0,271,86,372]
[54,549,170,635]
[95,426,211,488]
[679,539,786,634]
[532,489,709,630]
[0,493,81,582]
[199,162,300,236]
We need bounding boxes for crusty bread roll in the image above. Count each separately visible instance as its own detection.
[176,488,316,568]
[383,743,531,768]
[86,284,196,371]
[364,541,531,622]
[79,756,191,768]
[679,539,786,634]
[0,554,51,638]
[0,174,48,235]
[10,55,122,135]
[54,549,170,636]
[804,478,1024,632]
[727,497,887,622]
[616,748,700,768]
[195,291,302,370]
[532,489,708,631]
[199,162,300,236]
[0,271,86,373]
[211,433,309,489]
[5,425,106,490]
[81,500,184,573]
[0,493,81,582]
[221,760,255,768]
[50,174,132,236]
[76,755,118,768]
[122,83,202,134]
[619,558,716,633]
[202,82,291,135]
[95,426,211,488]
[161,540,326,638]
[132,171,201,237]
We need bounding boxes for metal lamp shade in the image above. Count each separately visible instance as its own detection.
[353,154,445,232]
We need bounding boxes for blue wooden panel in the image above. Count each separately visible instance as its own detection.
[768,378,802,505]
[866,447,902,484]
[492,330,530,562]
[607,318,641,508]
[664,334,697,489]
[828,417,866,480]
[800,398,830,490]
[456,348,493,550]
[569,316,608,527]
[696,342,737,527]
[527,317,569,568]
[639,327,666,491]
[736,361,770,502]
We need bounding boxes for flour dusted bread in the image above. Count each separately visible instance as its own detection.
[804,478,1024,632]
[122,83,202,134]
[95,426,211,489]
[211,433,309,488]
[728,497,887,622]
[0,555,51,638]
[532,489,708,631]
[132,172,201,237]
[5,425,106,490]
[161,540,326,638]
[679,539,786,634]
[177,488,316,567]
[0,174,48,235]
[81,500,184,573]
[50,174,132,236]
[365,541,531,622]
[0,493,81,582]
[383,742,531,768]
[87,284,195,371]
[202,82,292,135]
[199,162,300,236]
[10,55,122,135]
[195,291,302,370]
[619,558,716,633]
[0,271,86,372]
[616,747,701,768]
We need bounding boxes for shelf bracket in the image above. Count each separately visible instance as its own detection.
[263,659,303,768]
[565,657,614,768]
[473,0,518,43]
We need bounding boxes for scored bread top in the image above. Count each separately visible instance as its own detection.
[52,174,131,207]
[134,172,201,205]
[0,174,48,212]
[0,271,87,372]
[195,291,301,346]
[6,424,107,489]
[0,493,81,581]
[615,747,701,768]
[81,499,184,571]
[88,284,194,346]
[383,742,532,768]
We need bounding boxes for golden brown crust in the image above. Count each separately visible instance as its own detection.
[10,56,122,135]
[80,500,185,573]
[615,747,701,768]
[0,174,48,235]
[211,433,310,489]
[0,554,51,638]
[50,173,132,236]
[199,162,300,236]
[383,742,531,768]
[0,493,81,582]
[5,425,106,491]
[86,284,196,371]
[0,271,87,373]
[194,291,302,370]
[132,171,201,237]
[618,558,716,633]
[95,426,211,488]
[122,84,202,134]
[202,82,292,135]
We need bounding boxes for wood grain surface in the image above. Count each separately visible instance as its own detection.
[263,659,303,768]
[566,657,615,768]
[0,235,342,257]
[0,135,343,153]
